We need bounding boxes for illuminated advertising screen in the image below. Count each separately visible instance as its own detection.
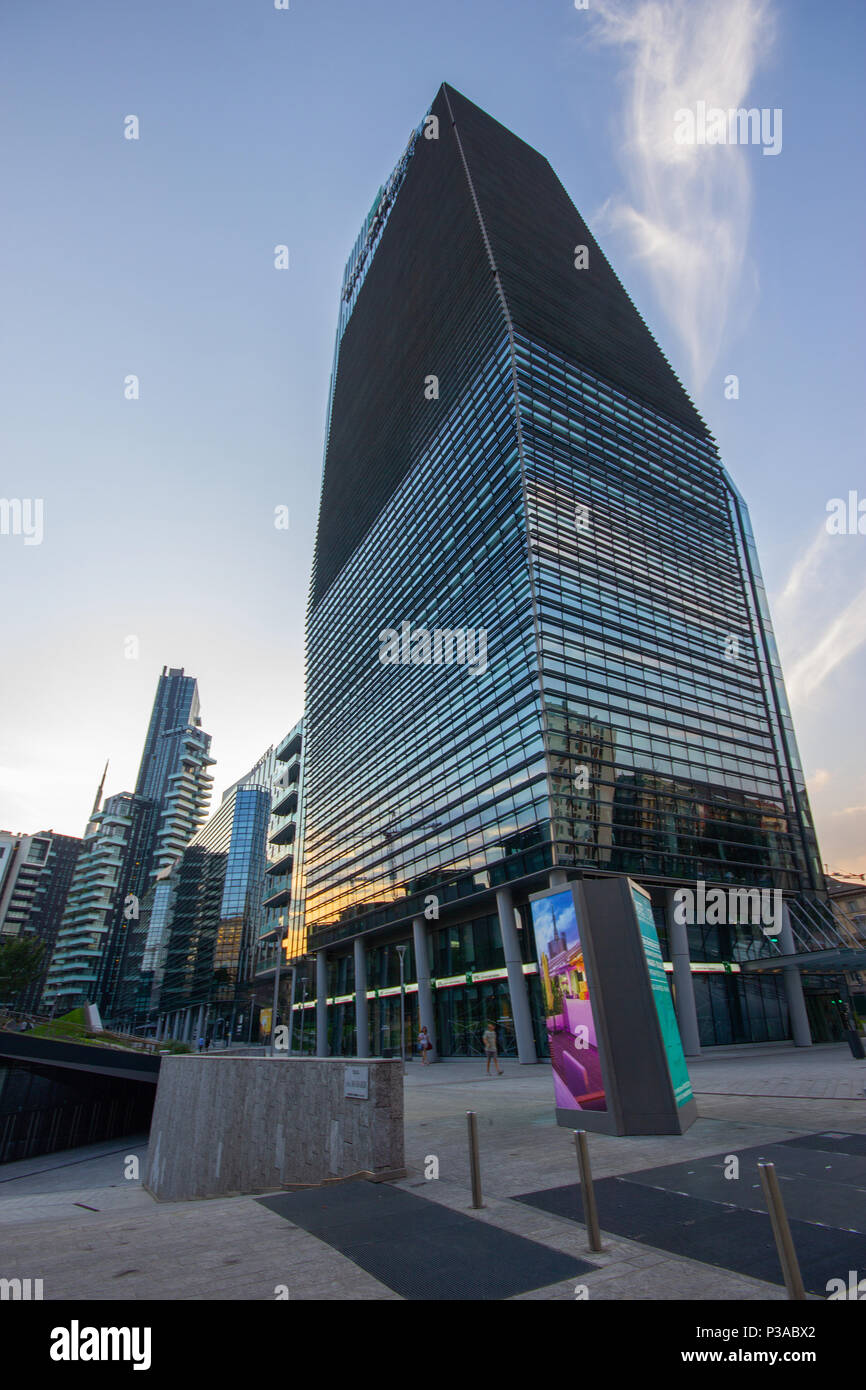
[630,883,694,1108]
[530,888,607,1113]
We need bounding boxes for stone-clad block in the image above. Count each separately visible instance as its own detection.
[143,1057,403,1201]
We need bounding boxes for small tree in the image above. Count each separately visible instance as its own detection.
[0,936,46,1006]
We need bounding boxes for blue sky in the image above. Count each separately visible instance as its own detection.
[1,0,863,871]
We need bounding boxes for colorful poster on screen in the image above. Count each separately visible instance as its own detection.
[531,889,607,1113]
[630,883,694,1108]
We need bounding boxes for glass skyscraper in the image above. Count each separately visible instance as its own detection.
[154,782,271,1045]
[43,666,213,1021]
[44,792,156,1014]
[298,84,824,1057]
[134,666,215,884]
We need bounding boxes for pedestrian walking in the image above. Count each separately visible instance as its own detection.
[418,1024,432,1065]
[482,1020,503,1075]
[197,1035,204,1052]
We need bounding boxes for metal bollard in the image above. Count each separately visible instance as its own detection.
[757,1161,806,1300]
[574,1130,604,1252]
[467,1110,484,1209]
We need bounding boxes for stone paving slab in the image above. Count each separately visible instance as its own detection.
[0,1043,862,1300]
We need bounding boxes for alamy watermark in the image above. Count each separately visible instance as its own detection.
[672,881,782,937]
[1,1277,43,1300]
[50,1323,151,1370]
[0,498,43,546]
[826,491,865,535]
[674,103,782,157]
[378,621,487,677]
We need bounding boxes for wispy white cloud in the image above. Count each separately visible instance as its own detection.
[784,578,866,704]
[778,523,832,609]
[589,0,776,389]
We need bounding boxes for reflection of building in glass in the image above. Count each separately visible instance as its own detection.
[296,83,827,1060]
[547,708,615,868]
[154,782,271,1044]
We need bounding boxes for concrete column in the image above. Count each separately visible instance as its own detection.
[495,886,537,1064]
[194,1005,205,1045]
[316,949,329,1057]
[182,1009,193,1044]
[353,937,369,1058]
[412,916,437,1062]
[549,870,569,887]
[780,904,812,1047]
[665,888,702,1057]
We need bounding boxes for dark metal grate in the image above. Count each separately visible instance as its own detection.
[258,1180,595,1300]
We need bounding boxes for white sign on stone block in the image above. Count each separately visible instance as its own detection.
[344,1064,369,1099]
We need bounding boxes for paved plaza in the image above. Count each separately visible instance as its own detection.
[1,1043,864,1300]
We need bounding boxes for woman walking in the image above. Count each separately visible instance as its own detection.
[418,1024,432,1065]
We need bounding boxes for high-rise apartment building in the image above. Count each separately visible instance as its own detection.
[0,829,82,1009]
[297,84,825,1059]
[43,667,213,1019]
[43,792,156,1013]
[134,666,215,883]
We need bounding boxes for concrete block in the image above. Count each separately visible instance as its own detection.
[143,1057,404,1201]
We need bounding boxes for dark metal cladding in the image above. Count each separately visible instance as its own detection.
[313,82,705,610]
[441,84,705,437]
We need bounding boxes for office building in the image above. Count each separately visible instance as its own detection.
[298,84,826,1060]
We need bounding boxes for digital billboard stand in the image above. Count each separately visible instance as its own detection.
[530,877,697,1135]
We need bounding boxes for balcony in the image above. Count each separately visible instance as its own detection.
[266,848,294,877]
[276,731,302,763]
[271,787,298,818]
[263,885,291,910]
[270,821,296,848]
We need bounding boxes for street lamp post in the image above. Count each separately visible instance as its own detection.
[396,944,407,1076]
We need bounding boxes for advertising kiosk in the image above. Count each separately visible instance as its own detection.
[530,877,697,1135]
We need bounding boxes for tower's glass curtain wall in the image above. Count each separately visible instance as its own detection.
[301,85,822,978]
[157,784,270,1040]
[134,665,215,884]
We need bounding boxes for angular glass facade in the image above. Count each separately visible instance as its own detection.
[519,335,816,887]
[156,784,270,1039]
[298,84,823,1053]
